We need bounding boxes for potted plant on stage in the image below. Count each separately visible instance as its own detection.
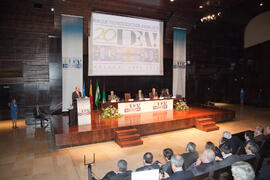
[174,100,191,111]
[101,105,122,119]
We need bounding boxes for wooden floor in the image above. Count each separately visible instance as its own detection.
[52,106,235,148]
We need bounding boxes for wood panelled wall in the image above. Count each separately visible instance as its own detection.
[0,0,53,121]
[1,0,262,121]
[243,41,270,106]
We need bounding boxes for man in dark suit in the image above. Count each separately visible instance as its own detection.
[160,148,174,176]
[220,131,243,154]
[254,125,265,146]
[161,154,193,180]
[216,142,241,168]
[136,89,144,100]
[163,88,171,98]
[149,88,158,99]
[136,152,160,172]
[256,161,270,180]
[72,86,82,104]
[240,142,259,161]
[188,149,216,176]
[33,104,47,127]
[71,86,82,126]
[260,126,270,157]
[181,142,199,170]
[109,160,132,180]
[244,130,255,145]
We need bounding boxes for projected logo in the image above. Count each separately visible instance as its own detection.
[153,101,168,110]
[124,103,141,113]
[92,26,160,62]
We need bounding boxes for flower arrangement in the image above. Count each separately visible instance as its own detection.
[101,105,122,119]
[174,100,191,111]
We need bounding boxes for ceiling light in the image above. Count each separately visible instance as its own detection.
[259,2,264,6]
[199,5,203,9]
[51,8,54,12]
[170,0,174,2]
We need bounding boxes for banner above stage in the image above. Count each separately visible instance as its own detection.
[62,15,83,112]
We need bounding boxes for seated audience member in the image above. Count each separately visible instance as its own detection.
[181,142,199,170]
[101,171,116,180]
[149,88,158,99]
[108,91,119,102]
[254,126,265,146]
[220,131,242,154]
[136,152,160,172]
[260,126,270,157]
[163,88,171,98]
[240,142,259,161]
[256,162,270,180]
[109,160,132,180]
[160,148,174,176]
[244,130,255,146]
[136,89,144,100]
[161,154,194,180]
[231,161,255,180]
[216,142,241,167]
[33,104,48,127]
[205,141,222,159]
[188,149,216,176]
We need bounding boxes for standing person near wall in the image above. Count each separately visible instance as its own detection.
[10,98,18,129]
[257,88,263,107]
[240,88,245,105]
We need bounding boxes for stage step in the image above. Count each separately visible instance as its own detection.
[117,133,141,141]
[196,117,213,123]
[115,128,138,136]
[195,117,219,132]
[115,128,143,148]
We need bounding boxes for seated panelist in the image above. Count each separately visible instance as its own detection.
[149,88,158,99]
[163,88,171,98]
[136,89,144,100]
[108,91,119,102]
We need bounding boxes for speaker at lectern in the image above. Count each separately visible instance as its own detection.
[77,97,91,126]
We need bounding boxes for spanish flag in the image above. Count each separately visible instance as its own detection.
[89,80,93,109]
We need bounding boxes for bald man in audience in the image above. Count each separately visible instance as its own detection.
[188,149,216,176]
[161,154,193,180]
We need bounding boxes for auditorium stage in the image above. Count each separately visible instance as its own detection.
[52,106,235,148]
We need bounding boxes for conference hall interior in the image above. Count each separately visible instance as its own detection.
[0,0,270,180]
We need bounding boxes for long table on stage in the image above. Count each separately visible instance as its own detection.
[52,104,235,148]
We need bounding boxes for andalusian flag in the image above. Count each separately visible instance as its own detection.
[102,81,106,102]
[89,80,93,109]
[95,81,101,107]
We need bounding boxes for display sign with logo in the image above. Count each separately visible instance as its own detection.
[118,99,173,114]
[77,98,91,125]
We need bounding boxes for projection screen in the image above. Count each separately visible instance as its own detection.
[88,12,163,76]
